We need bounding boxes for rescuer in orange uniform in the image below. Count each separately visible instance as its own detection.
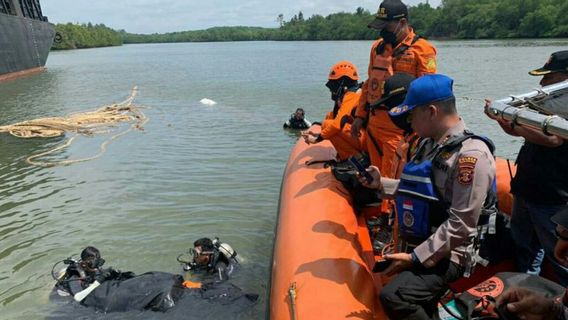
[303,61,364,161]
[351,0,437,178]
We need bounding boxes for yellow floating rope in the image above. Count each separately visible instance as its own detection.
[0,87,147,167]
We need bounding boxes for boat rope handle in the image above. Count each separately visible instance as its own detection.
[288,282,298,320]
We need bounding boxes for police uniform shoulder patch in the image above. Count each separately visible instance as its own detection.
[457,156,477,185]
[439,151,452,160]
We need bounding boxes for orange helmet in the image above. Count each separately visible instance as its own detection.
[328,61,359,81]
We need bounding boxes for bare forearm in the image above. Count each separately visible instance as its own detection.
[513,125,564,147]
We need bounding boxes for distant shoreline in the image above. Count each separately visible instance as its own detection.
[51,37,568,52]
[52,0,568,50]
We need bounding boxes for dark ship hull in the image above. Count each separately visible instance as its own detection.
[0,1,55,81]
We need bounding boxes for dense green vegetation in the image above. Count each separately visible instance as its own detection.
[52,23,123,50]
[415,0,568,38]
[121,26,275,43]
[122,0,568,43]
[53,0,568,49]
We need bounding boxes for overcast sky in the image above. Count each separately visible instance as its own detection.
[41,0,441,34]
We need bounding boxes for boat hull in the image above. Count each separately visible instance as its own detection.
[270,135,386,320]
[0,12,55,79]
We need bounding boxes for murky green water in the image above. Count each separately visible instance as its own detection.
[0,39,567,319]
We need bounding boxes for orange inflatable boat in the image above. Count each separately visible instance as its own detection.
[269,132,516,320]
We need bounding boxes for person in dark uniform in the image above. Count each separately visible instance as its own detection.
[496,209,568,320]
[283,108,312,130]
[363,74,496,319]
[485,50,568,286]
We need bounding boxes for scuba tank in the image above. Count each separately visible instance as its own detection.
[212,237,238,263]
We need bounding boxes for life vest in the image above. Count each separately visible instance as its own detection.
[390,133,420,179]
[366,36,421,106]
[395,132,497,244]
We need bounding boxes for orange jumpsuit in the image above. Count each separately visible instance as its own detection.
[321,90,365,161]
[355,28,437,178]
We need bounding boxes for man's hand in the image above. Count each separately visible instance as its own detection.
[358,165,382,189]
[351,117,364,139]
[94,269,113,283]
[496,287,561,320]
[382,253,413,277]
[555,226,568,267]
[301,131,319,144]
[484,99,498,120]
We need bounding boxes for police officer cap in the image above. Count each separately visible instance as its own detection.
[389,74,455,117]
[529,51,568,76]
[368,0,408,30]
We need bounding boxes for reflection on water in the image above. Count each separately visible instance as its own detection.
[0,39,567,319]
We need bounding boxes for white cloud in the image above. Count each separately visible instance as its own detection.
[41,0,441,34]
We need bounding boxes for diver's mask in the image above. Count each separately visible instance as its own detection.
[82,257,105,271]
[177,247,214,272]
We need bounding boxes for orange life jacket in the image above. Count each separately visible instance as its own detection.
[354,29,437,174]
[321,90,364,161]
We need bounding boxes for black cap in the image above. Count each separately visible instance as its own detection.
[371,73,415,109]
[552,208,568,230]
[368,0,408,30]
[529,51,568,76]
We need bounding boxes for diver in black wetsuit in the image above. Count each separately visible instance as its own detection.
[50,244,255,316]
[179,237,239,282]
[53,246,133,300]
[283,108,312,130]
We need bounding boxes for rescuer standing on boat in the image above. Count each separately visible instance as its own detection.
[363,74,496,320]
[303,61,364,161]
[350,0,437,178]
[485,51,568,287]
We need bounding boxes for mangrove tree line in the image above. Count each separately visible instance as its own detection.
[52,23,123,50]
[53,0,568,49]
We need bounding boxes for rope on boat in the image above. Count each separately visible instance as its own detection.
[0,87,147,167]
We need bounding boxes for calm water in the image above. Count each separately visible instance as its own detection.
[0,39,567,319]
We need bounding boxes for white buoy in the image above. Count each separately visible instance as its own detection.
[200,98,217,106]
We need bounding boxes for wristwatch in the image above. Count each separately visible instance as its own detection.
[411,251,422,267]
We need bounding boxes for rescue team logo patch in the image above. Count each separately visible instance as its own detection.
[426,58,436,72]
[403,211,415,227]
[371,78,379,91]
[467,277,505,298]
[457,156,477,185]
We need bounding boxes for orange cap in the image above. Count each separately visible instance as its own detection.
[328,61,359,81]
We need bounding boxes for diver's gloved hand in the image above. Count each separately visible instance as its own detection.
[94,269,113,283]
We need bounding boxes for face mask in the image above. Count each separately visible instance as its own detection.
[380,21,401,45]
[326,80,343,102]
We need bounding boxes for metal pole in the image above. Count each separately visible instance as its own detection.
[488,101,568,139]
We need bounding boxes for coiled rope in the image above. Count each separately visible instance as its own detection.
[0,87,147,167]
